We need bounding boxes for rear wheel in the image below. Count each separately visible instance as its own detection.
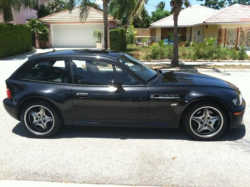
[183,102,228,141]
[21,101,63,138]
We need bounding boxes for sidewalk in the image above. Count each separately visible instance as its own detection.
[144,61,250,66]
[0,181,158,187]
[161,68,250,73]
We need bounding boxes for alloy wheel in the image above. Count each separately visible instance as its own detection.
[24,105,55,135]
[189,106,224,138]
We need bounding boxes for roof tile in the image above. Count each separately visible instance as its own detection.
[40,6,118,23]
[205,4,250,23]
[151,5,218,27]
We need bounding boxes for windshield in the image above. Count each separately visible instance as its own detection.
[118,54,157,82]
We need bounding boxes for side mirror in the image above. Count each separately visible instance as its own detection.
[111,80,124,93]
[113,81,123,87]
[111,80,122,87]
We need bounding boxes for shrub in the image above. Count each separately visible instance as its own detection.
[204,37,216,46]
[165,45,173,59]
[126,25,136,44]
[0,24,32,59]
[150,43,160,60]
[110,28,127,51]
[238,46,247,60]
[28,19,49,42]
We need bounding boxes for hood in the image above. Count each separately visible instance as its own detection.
[151,71,239,91]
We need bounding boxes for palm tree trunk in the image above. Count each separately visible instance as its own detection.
[171,14,179,67]
[103,0,108,50]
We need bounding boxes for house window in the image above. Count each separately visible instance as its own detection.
[198,31,200,36]
[206,25,208,28]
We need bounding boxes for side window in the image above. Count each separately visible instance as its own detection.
[21,60,71,83]
[115,66,140,85]
[71,60,116,85]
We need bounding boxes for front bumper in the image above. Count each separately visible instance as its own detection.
[3,98,18,120]
[229,98,246,128]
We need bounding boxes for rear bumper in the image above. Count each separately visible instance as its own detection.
[3,98,18,120]
[229,99,246,128]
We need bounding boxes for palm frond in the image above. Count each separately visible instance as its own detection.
[156,1,165,11]
[184,0,191,7]
[130,0,148,22]
[0,0,36,22]
[79,0,91,20]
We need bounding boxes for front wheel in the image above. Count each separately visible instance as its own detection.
[21,101,63,138]
[183,102,228,141]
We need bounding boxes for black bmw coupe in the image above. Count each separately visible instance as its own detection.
[3,50,245,140]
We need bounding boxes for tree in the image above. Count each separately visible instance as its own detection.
[28,19,49,48]
[38,4,50,18]
[133,7,151,28]
[199,0,250,9]
[156,1,166,11]
[151,2,170,25]
[151,9,170,22]
[77,0,148,49]
[109,0,137,25]
[0,0,36,23]
[47,0,68,13]
[170,0,190,67]
[109,0,149,27]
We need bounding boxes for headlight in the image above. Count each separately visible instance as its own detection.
[232,94,243,106]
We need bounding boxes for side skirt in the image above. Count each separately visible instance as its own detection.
[64,120,178,128]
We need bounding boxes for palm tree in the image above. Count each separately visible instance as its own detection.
[156,1,165,11]
[170,0,190,67]
[109,0,137,25]
[109,0,148,27]
[77,0,147,50]
[103,0,109,50]
[0,0,36,23]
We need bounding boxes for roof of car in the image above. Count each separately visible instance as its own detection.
[28,49,124,60]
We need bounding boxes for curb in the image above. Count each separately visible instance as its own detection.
[143,60,250,63]
[161,68,250,73]
[0,181,158,187]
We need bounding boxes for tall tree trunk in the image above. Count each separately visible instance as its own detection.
[103,0,108,50]
[171,14,179,67]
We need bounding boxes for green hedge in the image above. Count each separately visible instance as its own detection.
[109,28,127,51]
[0,24,32,59]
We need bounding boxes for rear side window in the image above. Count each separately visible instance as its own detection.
[21,60,71,83]
[71,59,116,85]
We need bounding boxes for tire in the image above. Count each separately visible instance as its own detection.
[183,102,228,141]
[21,101,63,138]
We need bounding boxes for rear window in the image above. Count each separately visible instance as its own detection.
[21,60,71,84]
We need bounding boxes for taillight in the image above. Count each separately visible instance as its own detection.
[6,88,12,99]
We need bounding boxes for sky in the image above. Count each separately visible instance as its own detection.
[92,0,204,15]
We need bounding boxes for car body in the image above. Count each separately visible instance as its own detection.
[3,50,246,140]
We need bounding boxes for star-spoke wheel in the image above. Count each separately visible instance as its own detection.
[24,105,55,135]
[189,106,224,138]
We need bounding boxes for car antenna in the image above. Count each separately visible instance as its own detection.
[50,45,56,52]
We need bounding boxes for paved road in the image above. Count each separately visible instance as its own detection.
[0,54,249,187]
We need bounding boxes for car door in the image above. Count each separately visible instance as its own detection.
[71,58,149,121]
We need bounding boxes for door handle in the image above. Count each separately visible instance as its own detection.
[76,93,89,98]
[150,94,180,100]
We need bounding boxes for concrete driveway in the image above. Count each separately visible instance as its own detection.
[0,51,249,187]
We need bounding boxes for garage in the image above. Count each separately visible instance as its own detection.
[51,23,104,48]
[40,6,120,48]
